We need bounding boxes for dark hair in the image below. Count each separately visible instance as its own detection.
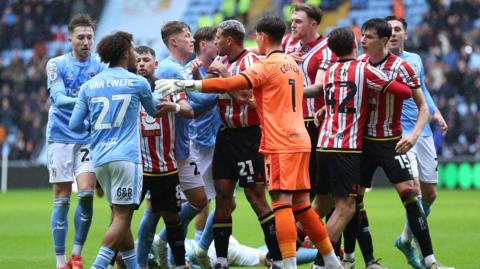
[327,27,355,57]
[194,26,217,53]
[97,31,133,65]
[385,15,408,31]
[255,16,286,44]
[361,18,392,39]
[161,21,191,47]
[293,3,322,24]
[68,14,95,33]
[135,45,156,57]
[218,20,245,45]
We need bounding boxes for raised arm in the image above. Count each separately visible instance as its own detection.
[155,74,251,96]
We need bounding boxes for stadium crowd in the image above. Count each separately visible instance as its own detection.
[409,0,480,157]
[0,0,104,159]
[4,0,461,268]
[0,0,478,160]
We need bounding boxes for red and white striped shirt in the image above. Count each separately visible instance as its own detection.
[358,53,420,138]
[318,59,392,151]
[282,34,338,118]
[217,50,260,128]
[140,92,186,174]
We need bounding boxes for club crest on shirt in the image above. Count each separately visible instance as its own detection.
[66,71,74,81]
[383,70,393,78]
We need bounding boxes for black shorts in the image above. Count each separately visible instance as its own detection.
[305,120,319,195]
[360,138,414,188]
[139,172,182,213]
[315,151,360,197]
[212,126,265,188]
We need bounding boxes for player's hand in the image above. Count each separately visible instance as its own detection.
[154,79,199,96]
[190,59,203,73]
[289,51,305,64]
[314,106,326,127]
[395,134,418,154]
[208,58,228,77]
[433,109,448,135]
[155,100,178,117]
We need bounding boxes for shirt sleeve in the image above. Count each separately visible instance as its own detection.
[47,59,77,107]
[397,61,420,89]
[69,86,89,131]
[318,47,337,71]
[418,59,437,113]
[187,92,218,112]
[364,64,394,92]
[240,62,267,89]
[158,62,185,80]
[139,78,159,117]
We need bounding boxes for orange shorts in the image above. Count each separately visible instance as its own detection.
[264,152,310,192]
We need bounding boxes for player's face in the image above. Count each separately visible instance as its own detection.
[202,39,219,61]
[173,27,195,55]
[387,20,407,51]
[136,52,158,77]
[291,11,316,40]
[361,29,385,55]
[215,28,229,56]
[69,26,94,60]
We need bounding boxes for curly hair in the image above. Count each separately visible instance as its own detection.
[96,31,133,65]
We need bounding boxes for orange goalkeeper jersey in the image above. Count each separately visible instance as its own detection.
[241,51,311,154]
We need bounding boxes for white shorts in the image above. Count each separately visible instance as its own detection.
[406,136,438,184]
[190,143,216,200]
[177,155,205,192]
[47,142,95,183]
[95,161,143,205]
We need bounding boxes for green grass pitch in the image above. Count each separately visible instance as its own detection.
[0,188,477,268]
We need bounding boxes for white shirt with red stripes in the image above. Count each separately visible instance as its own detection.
[217,49,260,128]
[140,92,186,174]
[358,53,420,138]
[318,59,393,151]
[282,33,338,118]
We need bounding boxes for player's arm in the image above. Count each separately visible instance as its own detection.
[69,88,89,131]
[420,61,448,134]
[46,60,77,108]
[155,74,251,96]
[367,64,413,98]
[155,62,265,96]
[383,80,413,99]
[155,94,193,118]
[395,86,429,154]
[305,67,328,98]
[303,83,323,98]
[139,80,160,117]
[208,58,251,105]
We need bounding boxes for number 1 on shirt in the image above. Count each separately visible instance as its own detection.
[289,79,296,112]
